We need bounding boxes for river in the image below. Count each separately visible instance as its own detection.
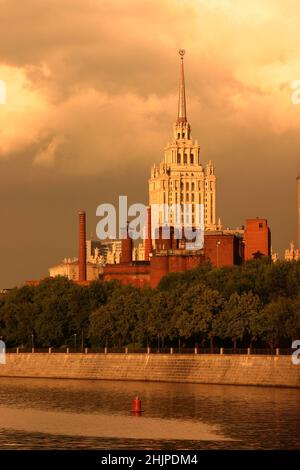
[0,378,299,449]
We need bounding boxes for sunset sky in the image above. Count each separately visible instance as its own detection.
[0,0,300,288]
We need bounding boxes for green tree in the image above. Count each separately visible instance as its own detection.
[216,292,262,350]
[174,284,223,349]
[88,285,144,348]
[148,291,175,349]
[89,305,114,347]
[260,297,291,349]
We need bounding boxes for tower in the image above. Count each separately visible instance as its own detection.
[148,50,217,232]
[244,218,271,260]
[78,211,87,281]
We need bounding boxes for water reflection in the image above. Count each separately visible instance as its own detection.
[0,378,299,449]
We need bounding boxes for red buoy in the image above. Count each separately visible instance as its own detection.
[133,396,142,414]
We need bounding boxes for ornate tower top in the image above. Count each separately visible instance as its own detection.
[177,49,187,124]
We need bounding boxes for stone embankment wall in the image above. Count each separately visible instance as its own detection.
[0,353,299,388]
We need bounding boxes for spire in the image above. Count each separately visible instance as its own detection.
[177,49,187,124]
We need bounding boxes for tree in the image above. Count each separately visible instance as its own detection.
[0,302,38,346]
[216,292,262,350]
[148,291,175,348]
[192,286,223,350]
[285,294,300,341]
[174,284,223,349]
[88,280,119,311]
[88,285,144,348]
[260,297,291,349]
[89,305,114,347]
[34,295,70,346]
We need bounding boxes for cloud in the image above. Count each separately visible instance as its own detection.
[33,135,66,167]
[0,0,299,170]
[0,0,299,173]
[0,64,49,157]
[0,0,300,287]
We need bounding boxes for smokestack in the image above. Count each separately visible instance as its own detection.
[297,177,300,252]
[121,223,133,264]
[144,206,152,261]
[78,210,87,281]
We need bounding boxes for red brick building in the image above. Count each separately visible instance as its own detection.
[102,262,150,288]
[28,216,271,289]
[102,228,243,288]
[244,218,271,261]
[204,233,243,267]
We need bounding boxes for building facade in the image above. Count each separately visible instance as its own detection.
[204,232,243,267]
[49,258,103,281]
[284,241,298,261]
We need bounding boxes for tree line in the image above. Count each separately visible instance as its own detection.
[0,258,300,351]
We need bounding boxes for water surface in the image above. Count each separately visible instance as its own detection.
[0,378,299,449]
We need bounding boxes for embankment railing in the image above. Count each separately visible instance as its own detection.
[5,347,293,356]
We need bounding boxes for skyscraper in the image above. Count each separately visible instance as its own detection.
[148,50,217,231]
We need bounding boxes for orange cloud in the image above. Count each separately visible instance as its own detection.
[0,0,300,287]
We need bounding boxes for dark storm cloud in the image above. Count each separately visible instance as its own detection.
[0,0,300,287]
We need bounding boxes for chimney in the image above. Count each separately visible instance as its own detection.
[78,211,87,281]
[144,206,152,261]
[297,177,300,252]
[121,224,132,264]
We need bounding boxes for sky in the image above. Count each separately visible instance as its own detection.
[0,0,300,288]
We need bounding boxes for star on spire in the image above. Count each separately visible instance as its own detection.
[177,49,187,124]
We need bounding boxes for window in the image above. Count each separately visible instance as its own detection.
[186,182,189,191]
[191,182,195,191]
[192,193,194,202]
[186,193,189,202]
[190,154,194,164]
[184,153,187,164]
[177,153,181,164]
[177,132,180,139]
[182,132,185,138]
[259,223,263,229]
